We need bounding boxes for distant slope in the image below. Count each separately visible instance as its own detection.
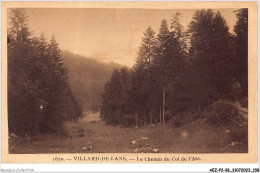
[61,51,122,112]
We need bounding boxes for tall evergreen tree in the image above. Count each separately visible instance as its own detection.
[170,12,188,54]
[8,8,41,135]
[8,9,30,43]
[100,69,122,125]
[233,9,248,97]
[156,19,170,124]
[118,67,133,126]
[187,9,234,107]
[133,26,157,125]
[166,13,189,115]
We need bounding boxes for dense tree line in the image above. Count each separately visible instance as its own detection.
[100,9,248,127]
[8,9,82,135]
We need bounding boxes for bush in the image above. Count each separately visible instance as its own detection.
[240,98,248,108]
[170,110,202,128]
[56,127,69,138]
[77,133,85,138]
[204,100,238,126]
[77,128,85,133]
[229,115,248,143]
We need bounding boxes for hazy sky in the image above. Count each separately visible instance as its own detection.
[19,8,238,67]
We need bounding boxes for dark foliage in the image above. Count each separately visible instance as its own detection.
[233,9,248,97]
[8,9,82,135]
[230,119,248,143]
[170,110,202,128]
[100,9,248,127]
[204,100,238,126]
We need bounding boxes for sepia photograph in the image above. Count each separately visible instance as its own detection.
[1,1,258,165]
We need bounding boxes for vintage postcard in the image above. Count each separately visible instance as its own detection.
[1,1,258,164]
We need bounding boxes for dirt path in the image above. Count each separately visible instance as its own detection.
[9,112,247,153]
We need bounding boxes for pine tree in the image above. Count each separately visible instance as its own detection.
[118,67,133,126]
[233,9,248,97]
[166,13,189,115]
[187,9,234,107]
[8,9,31,43]
[211,12,234,92]
[100,69,122,125]
[156,19,170,124]
[8,8,41,135]
[44,35,82,130]
[170,12,188,54]
[134,26,157,125]
[100,80,112,122]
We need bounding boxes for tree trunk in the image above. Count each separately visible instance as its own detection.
[150,111,152,124]
[144,114,147,127]
[159,106,162,124]
[135,112,138,127]
[162,84,165,124]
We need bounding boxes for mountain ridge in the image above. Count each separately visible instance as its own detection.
[61,50,123,112]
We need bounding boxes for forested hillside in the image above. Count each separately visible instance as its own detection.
[62,51,122,112]
[100,9,248,128]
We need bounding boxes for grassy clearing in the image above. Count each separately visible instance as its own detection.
[9,111,247,154]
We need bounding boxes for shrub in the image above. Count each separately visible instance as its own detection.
[170,110,202,128]
[171,115,184,127]
[205,100,238,126]
[56,127,69,138]
[77,133,85,138]
[77,128,85,133]
[229,115,248,143]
